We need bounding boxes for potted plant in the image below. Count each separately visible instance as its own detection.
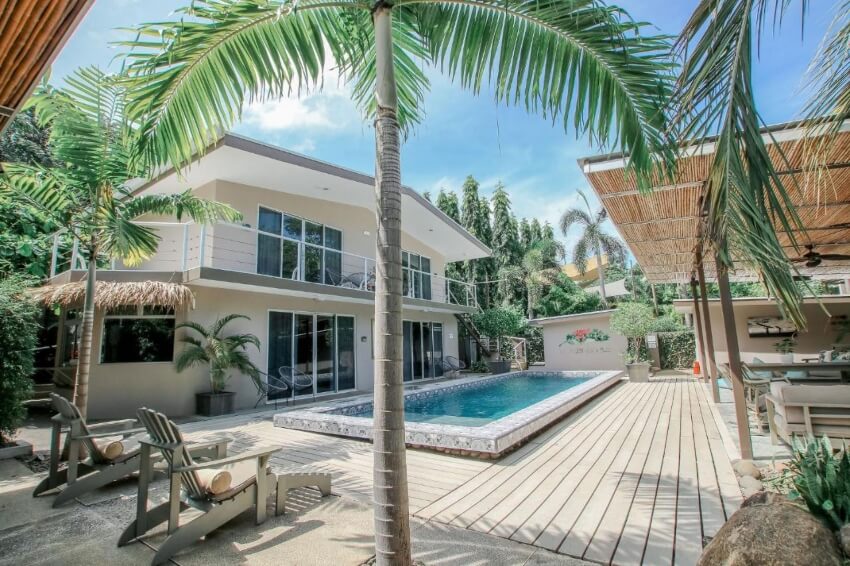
[472,307,524,374]
[774,336,797,364]
[175,314,262,416]
[610,302,655,382]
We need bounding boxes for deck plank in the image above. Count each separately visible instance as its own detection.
[688,379,727,538]
[674,380,703,566]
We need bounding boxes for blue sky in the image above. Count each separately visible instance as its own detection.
[52,0,837,252]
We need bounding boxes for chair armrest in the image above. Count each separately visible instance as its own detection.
[87,419,138,433]
[764,394,779,406]
[173,446,281,472]
[186,439,230,452]
[77,427,148,440]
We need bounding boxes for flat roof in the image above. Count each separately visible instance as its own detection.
[529,309,618,325]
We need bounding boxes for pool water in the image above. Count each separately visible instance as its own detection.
[354,374,591,426]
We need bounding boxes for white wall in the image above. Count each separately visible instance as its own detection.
[534,311,627,371]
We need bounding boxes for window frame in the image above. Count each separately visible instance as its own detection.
[98,304,176,364]
[402,251,433,300]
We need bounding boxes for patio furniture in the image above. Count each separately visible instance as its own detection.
[119,408,331,566]
[441,356,466,376]
[278,366,315,395]
[33,394,227,507]
[254,372,290,408]
[340,271,375,291]
[765,382,850,448]
[741,361,850,382]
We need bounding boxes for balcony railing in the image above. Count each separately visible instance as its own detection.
[51,222,478,309]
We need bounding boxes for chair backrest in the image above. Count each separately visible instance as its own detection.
[50,394,109,464]
[278,366,314,390]
[445,356,465,371]
[136,407,206,500]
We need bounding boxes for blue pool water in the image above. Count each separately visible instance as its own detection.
[354,373,591,426]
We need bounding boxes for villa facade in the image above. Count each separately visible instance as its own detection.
[42,135,490,419]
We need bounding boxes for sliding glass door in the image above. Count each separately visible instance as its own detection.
[402,321,444,381]
[267,312,356,401]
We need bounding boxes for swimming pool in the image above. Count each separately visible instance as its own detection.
[273,370,623,457]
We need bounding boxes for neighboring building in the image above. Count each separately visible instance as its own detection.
[583,278,630,298]
[562,254,608,283]
[41,135,490,418]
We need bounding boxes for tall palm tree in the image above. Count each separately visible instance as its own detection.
[0,67,240,419]
[118,2,674,562]
[670,0,849,330]
[560,190,626,307]
[500,239,564,318]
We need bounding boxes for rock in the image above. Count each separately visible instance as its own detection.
[840,524,850,557]
[699,492,842,565]
[738,475,764,498]
[732,460,762,480]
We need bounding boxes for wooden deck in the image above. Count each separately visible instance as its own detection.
[181,376,741,566]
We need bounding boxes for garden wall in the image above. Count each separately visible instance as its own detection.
[530,310,627,371]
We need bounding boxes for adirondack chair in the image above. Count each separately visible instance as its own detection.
[33,394,227,507]
[119,408,331,565]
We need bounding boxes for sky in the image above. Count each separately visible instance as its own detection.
[51,0,838,254]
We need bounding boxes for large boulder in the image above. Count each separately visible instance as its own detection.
[699,492,842,565]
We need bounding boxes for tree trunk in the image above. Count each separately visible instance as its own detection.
[596,248,608,308]
[73,245,97,419]
[371,6,412,565]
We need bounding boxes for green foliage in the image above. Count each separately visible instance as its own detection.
[537,273,603,317]
[470,360,490,373]
[651,309,687,332]
[174,314,262,394]
[786,437,850,532]
[0,109,55,167]
[0,277,38,443]
[774,337,797,354]
[658,331,696,370]
[500,239,564,318]
[472,307,524,343]
[611,302,655,363]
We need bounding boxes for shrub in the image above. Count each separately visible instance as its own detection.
[472,306,524,360]
[0,277,38,443]
[658,331,696,369]
[610,302,655,363]
[786,436,850,531]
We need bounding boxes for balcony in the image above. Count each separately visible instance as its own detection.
[50,222,478,310]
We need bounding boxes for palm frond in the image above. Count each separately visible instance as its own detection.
[176,320,211,339]
[407,0,676,185]
[573,232,591,275]
[121,191,241,224]
[559,208,591,235]
[211,313,251,337]
[174,342,210,372]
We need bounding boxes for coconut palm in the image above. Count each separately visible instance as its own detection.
[670,0,850,330]
[500,239,564,318]
[0,67,241,419]
[175,314,262,393]
[118,1,674,561]
[560,190,626,307]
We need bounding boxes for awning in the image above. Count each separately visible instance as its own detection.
[32,281,195,310]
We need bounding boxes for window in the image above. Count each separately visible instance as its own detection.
[402,251,432,300]
[402,321,443,381]
[257,207,343,285]
[101,306,175,363]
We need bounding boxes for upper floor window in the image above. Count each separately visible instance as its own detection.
[403,251,432,300]
[257,207,343,285]
[101,305,175,363]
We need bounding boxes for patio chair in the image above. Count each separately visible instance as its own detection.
[442,356,466,376]
[254,372,290,408]
[278,366,315,395]
[765,382,850,448]
[119,408,331,566]
[33,394,227,507]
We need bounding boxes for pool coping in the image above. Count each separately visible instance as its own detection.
[272,370,624,456]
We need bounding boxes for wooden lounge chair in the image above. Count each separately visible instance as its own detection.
[33,394,227,507]
[765,382,850,448]
[119,408,331,566]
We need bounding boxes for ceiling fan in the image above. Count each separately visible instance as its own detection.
[791,245,850,268]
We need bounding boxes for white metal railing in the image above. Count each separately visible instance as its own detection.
[52,221,478,308]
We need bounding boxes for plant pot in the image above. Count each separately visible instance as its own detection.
[780,353,794,364]
[487,360,512,375]
[0,440,33,460]
[196,391,236,416]
[626,362,651,383]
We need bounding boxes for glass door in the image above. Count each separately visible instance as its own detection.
[422,322,433,378]
[294,314,314,396]
[412,322,423,379]
[403,321,413,382]
[433,323,444,377]
[315,315,335,394]
[337,316,355,390]
[267,312,293,400]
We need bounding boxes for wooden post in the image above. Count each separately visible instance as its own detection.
[690,277,708,379]
[697,256,720,402]
[715,252,754,460]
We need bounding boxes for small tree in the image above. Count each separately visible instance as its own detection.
[175,314,262,393]
[472,307,524,361]
[610,302,655,364]
[0,277,38,444]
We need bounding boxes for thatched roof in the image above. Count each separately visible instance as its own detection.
[32,281,195,310]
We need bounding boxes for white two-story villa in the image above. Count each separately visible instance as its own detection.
[41,135,490,419]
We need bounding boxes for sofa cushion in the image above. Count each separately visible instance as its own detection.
[770,383,850,425]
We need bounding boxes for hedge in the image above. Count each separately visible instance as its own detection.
[0,278,38,443]
[658,331,696,370]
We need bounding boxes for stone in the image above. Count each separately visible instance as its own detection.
[699,492,842,566]
[840,524,850,557]
[738,475,764,497]
[732,459,762,480]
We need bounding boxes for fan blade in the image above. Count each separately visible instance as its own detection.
[818,254,850,261]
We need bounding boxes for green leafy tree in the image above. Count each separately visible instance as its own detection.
[472,306,524,360]
[476,195,496,308]
[0,277,38,443]
[501,239,564,318]
[119,0,675,559]
[537,272,603,317]
[490,183,522,303]
[560,190,626,308]
[519,218,533,251]
[175,314,262,393]
[610,302,655,363]
[0,67,240,419]
[530,218,544,244]
[435,188,460,223]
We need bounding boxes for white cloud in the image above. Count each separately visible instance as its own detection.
[291,139,317,154]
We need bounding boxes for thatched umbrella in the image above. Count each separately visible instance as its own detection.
[31,281,195,310]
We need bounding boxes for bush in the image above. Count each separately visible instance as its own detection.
[658,331,696,369]
[473,306,524,360]
[785,437,850,531]
[610,302,655,363]
[0,277,38,443]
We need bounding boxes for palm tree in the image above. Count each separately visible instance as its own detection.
[560,190,626,307]
[175,314,262,393]
[118,1,674,561]
[0,67,240,419]
[500,239,564,318]
[670,0,849,330]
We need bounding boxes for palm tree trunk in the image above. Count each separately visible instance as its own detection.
[371,5,412,565]
[73,244,97,419]
[596,248,608,308]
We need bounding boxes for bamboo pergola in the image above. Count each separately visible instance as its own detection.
[0,0,92,134]
[580,120,850,460]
